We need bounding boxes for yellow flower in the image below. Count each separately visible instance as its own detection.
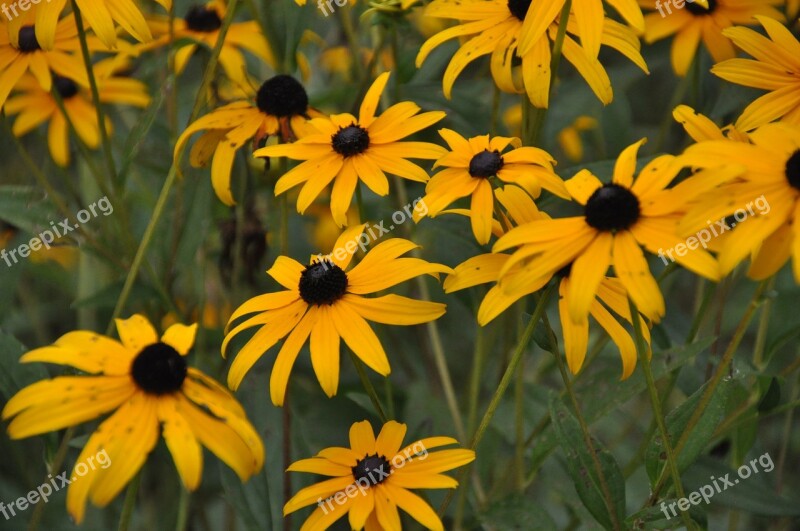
[5,58,150,166]
[254,72,447,227]
[223,224,451,406]
[712,16,800,131]
[416,0,647,107]
[678,122,800,281]
[175,74,320,205]
[0,15,88,109]
[284,419,475,531]
[639,0,783,76]
[557,116,598,162]
[493,139,725,324]
[414,129,568,244]
[672,104,749,143]
[444,186,651,378]
[1,315,264,523]
[34,0,167,48]
[141,1,275,86]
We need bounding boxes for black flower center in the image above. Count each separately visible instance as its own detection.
[556,262,573,278]
[184,5,222,32]
[507,0,531,20]
[332,125,370,158]
[54,76,78,99]
[686,0,717,15]
[256,75,309,117]
[785,150,800,191]
[298,260,348,305]
[352,454,392,485]
[18,26,40,53]
[469,149,504,178]
[584,183,641,232]
[131,342,187,395]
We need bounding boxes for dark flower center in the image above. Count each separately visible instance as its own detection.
[54,76,78,99]
[785,150,800,190]
[556,262,573,278]
[298,260,348,305]
[584,183,641,232]
[256,75,309,117]
[18,26,40,53]
[332,125,370,158]
[469,149,504,178]
[131,342,187,395]
[686,0,717,15]
[507,0,531,20]
[352,454,392,485]
[184,5,222,32]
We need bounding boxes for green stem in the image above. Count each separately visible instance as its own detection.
[175,486,190,531]
[647,279,769,504]
[26,428,76,531]
[348,349,388,422]
[438,282,556,515]
[117,473,140,531]
[71,0,117,185]
[629,299,695,530]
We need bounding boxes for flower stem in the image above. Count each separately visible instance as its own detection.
[439,282,556,515]
[629,299,696,531]
[117,472,140,531]
[348,349,388,422]
[175,486,190,531]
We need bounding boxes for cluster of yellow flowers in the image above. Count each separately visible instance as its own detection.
[2,0,800,529]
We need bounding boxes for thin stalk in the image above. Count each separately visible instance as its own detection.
[175,487,190,531]
[71,0,118,185]
[26,428,75,531]
[647,279,769,504]
[348,350,388,422]
[752,276,775,368]
[629,299,696,530]
[117,473,141,531]
[438,282,556,515]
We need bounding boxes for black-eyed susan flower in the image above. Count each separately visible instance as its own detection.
[223,224,451,406]
[34,0,164,49]
[558,116,598,162]
[416,1,647,107]
[0,15,88,109]
[493,139,726,324]
[413,129,568,244]
[443,186,651,378]
[284,419,475,531]
[678,122,800,281]
[711,16,800,131]
[639,0,783,76]
[1,314,264,523]
[175,74,320,205]
[141,1,275,86]
[5,59,150,166]
[254,72,447,227]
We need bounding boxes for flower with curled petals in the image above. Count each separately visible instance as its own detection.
[1,314,264,524]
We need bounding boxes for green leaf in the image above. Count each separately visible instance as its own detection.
[480,494,558,530]
[549,395,626,530]
[645,376,733,486]
[0,329,47,398]
[757,377,781,413]
[0,186,60,236]
[219,462,274,531]
[626,499,706,530]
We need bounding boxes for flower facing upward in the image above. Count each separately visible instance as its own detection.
[141,1,275,86]
[711,16,800,132]
[678,123,800,281]
[175,74,319,205]
[6,58,150,166]
[414,129,568,244]
[416,0,647,107]
[0,16,89,110]
[1,315,264,523]
[33,0,166,49]
[223,224,452,406]
[493,139,725,324]
[254,72,447,227]
[284,420,475,531]
[639,0,783,76]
